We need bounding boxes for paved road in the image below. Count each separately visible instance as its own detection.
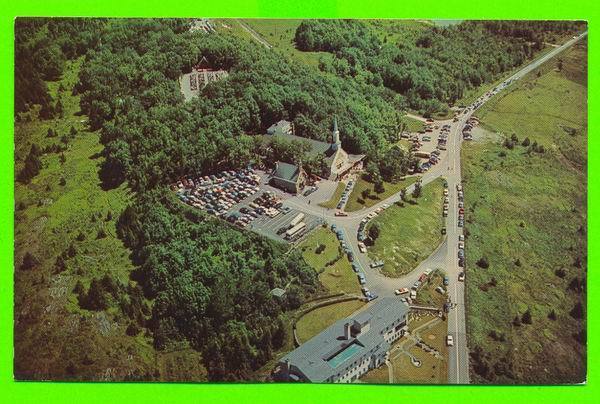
[236,19,273,49]
[279,30,587,384]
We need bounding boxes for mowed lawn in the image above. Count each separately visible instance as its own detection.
[463,40,587,384]
[296,300,365,343]
[367,178,445,277]
[345,174,419,212]
[403,116,425,133]
[239,19,330,68]
[318,181,346,209]
[299,227,360,294]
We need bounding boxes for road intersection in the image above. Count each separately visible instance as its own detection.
[280,30,587,384]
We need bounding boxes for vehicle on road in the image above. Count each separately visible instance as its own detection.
[458,272,465,282]
[352,263,360,273]
[443,276,449,286]
[446,335,454,346]
[370,260,384,268]
[441,227,446,235]
[357,273,366,285]
[334,211,348,217]
[395,288,409,295]
[424,268,433,276]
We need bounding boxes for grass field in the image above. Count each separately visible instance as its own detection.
[318,181,346,209]
[345,174,419,212]
[295,300,365,343]
[367,178,445,277]
[299,227,360,294]
[238,19,330,68]
[463,40,587,384]
[14,58,208,381]
[403,116,425,133]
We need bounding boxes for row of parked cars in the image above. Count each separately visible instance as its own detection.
[462,118,479,140]
[174,168,261,217]
[357,204,389,242]
[227,191,286,228]
[336,180,355,210]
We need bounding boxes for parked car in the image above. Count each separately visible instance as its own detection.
[458,272,465,282]
[446,335,454,346]
[441,227,447,235]
[459,234,465,242]
[395,288,409,295]
[435,286,445,294]
[443,276,449,286]
[410,290,417,300]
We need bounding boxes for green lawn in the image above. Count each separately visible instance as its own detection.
[296,300,365,343]
[239,19,330,68]
[366,178,444,277]
[318,181,346,209]
[299,227,360,294]
[402,116,425,132]
[345,174,419,212]
[463,40,587,384]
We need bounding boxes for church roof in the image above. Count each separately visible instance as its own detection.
[272,161,301,182]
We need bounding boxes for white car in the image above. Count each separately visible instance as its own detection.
[410,290,417,300]
[395,288,409,295]
[358,242,367,253]
[458,272,465,282]
[446,335,454,346]
[459,234,465,242]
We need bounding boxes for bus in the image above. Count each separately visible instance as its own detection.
[285,222,306,239]
[289,213,305,228]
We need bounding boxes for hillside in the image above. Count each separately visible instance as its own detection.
[462,39,587,384]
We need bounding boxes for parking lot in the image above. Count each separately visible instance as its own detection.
[249,207,323,243]
[172,167,324,244]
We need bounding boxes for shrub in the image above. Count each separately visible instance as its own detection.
[548,309,557,321]
[374,181,385,194]
[126,321,141,336]
[315,244,326,254]
[97,228,107,239]
[570,301,584,319]
[521,137,531,146]
[59,177,66,186]
[555,268,567,278]
[20,252,39,271]
[521,309,532,324]
[512,315,521,327]
[476,256,489,269]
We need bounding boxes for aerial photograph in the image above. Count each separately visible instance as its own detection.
[14,18,587,384]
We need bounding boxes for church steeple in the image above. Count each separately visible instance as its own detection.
[332,116,341,150]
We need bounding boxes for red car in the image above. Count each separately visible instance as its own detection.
[459,208,465,214]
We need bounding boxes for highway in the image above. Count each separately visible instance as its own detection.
[281,30,587,384]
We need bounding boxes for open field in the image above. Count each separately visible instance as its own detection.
[414,270,448,308]
[463,40,587,384]
[239,19,330,68]
[367,178,445,277]
[296,300,365,343]
[299,227,360,294]
[403,116,425,132]
[318,181,346,209]
[345,174,418,212]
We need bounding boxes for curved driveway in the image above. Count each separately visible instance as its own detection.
[282,30,587,385]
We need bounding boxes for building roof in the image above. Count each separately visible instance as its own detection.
[280,298,409,382]
[267,120,292,136]
[271,288,286,298]
[272,161,301,182]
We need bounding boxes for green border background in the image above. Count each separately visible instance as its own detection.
[1,1,596,402]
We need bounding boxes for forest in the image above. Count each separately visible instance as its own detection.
[14,18,585,381]
[295,19,585,115]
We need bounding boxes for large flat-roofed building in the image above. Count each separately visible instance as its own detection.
[274,298,409,383]
[267,118,365,181]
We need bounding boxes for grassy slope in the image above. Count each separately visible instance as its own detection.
[14,58,207,381]
[299,227,360,294]
[239,19,330,68]
[403,116,425,133]
[367,178,445,277]
[318,181,346,209]
[345,174,418,212]
[463,40,587,384]
[295,300,365,343]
